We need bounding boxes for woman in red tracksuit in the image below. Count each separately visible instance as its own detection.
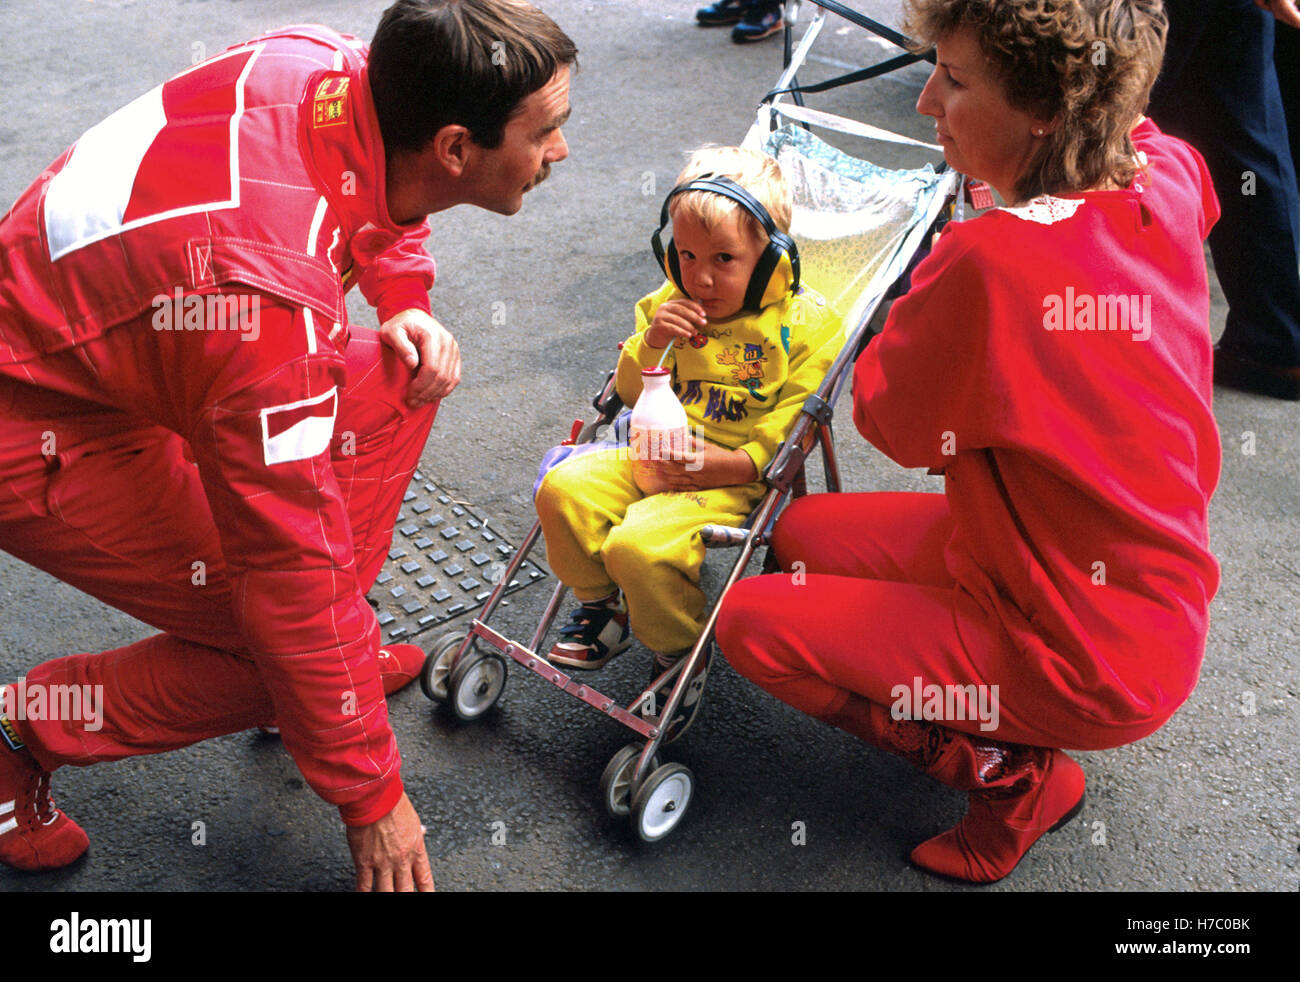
[716,0,1221,883]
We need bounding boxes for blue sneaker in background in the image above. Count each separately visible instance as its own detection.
[731,3,784,43]
[695,0,749,26]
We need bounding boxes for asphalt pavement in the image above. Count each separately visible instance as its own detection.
[0,0,1295,894]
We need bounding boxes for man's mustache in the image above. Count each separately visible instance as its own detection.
[526,164,551,190]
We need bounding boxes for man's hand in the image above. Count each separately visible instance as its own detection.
[1256,0,1300,28]
[379,308,462,407]
[650,436,757,492]
[346,792,435,892]
[646,298,707,350]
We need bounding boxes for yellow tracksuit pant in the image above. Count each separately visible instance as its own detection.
[535,446,765,655]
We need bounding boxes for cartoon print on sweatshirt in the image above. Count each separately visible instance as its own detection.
[716,341,770,401]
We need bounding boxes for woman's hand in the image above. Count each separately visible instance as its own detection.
[646,298,707,350]
[649,436,757,492]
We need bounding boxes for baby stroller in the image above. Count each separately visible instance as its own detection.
[414,0,966,842]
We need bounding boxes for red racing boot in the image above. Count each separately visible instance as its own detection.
[906,738,1086,883]
[822,694,1086,884]
[375,644,426,696]
[0,695,90,872]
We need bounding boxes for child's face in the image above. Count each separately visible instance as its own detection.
[671,208,766,321]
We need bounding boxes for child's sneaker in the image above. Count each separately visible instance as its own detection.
[696,0,748,26]
[0,696,89,872]
[731,3,783,43]
[548,593,631,670]
[643,646,711,743]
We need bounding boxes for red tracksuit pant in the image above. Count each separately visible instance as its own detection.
[0,326,436,772]
[716,491,1147,751]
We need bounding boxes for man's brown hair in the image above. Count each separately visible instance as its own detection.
[369,0,577,154]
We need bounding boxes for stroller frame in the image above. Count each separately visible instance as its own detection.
[418,0,964,842]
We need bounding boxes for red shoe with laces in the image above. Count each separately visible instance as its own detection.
[0,699,89,872]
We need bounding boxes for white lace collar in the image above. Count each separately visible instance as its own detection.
[998,194,1084,225]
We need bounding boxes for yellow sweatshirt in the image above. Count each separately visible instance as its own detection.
[616,280,844,474]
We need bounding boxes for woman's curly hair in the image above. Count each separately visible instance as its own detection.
[903,0,1167,203]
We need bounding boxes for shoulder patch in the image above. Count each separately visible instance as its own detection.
[312,75,351,129]
[0,713,24,751]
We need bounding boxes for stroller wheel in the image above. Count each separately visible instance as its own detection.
[448,651,507,721]
[599,743,662,818]
[630,763,694,843]
[420,632,467,703]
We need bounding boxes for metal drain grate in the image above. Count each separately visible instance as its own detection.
[367,469,548,644]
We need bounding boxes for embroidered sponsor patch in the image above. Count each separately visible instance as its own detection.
[0,714,24,751]
[259,387,338,466]
[312,75,350,129]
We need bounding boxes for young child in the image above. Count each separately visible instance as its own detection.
[533,146,842,731]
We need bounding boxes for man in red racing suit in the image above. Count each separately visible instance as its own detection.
[0,1,576,890]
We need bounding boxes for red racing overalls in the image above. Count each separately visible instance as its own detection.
[0,25,439,825]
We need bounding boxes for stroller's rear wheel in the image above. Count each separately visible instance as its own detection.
[599,743,662,818]
[630,762,694,842]
[420,632,467,703]
[448,650,507,721]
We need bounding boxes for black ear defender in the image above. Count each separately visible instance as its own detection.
[651,174,800,312]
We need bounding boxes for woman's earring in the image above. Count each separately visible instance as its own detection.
[1036,128,1045,136]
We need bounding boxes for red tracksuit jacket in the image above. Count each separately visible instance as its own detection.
[0,25,435,823]
[855,119,1222,739]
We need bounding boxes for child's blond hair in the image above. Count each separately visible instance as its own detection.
[670,146,792,243]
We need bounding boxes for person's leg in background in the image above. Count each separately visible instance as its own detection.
[715,492,1090,883]
[1276,19,1299,191]
[696,0,749,26]
[1149,0,1300,397]
[732,0,785,44]
[696,0,785,43]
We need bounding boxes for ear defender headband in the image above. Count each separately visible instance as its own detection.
[651,174,800,312]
